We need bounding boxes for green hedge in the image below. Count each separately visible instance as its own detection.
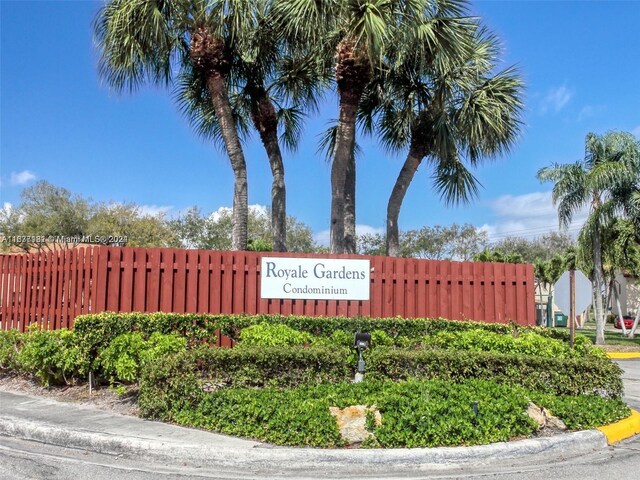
[137,342,623,423]
[0,329,22,373]
[73,312,571,346]
[138,345,352,419]
[72,312,218,371]
[421,329,601,359]
[212,314,571,343]
[367,347,624,398]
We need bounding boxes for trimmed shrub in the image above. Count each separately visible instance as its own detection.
[0,329,22,373]
[421,329,603,359]
[17,326,88,386]
[138,345,352,420]
[72,312,218,371]
[529,392,631,430]
[99,332,187,383]
[367,347,624,398]
[142,378,629,448]
[146,379,539,447]
[74,312,571,347]
[237,322,312,347]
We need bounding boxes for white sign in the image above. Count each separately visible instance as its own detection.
[260,257,370,300]
[553,270,593,315]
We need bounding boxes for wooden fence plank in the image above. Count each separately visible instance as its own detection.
[106,248,121,312]
[52,250,63,329]
[5,256,16,329]
[68,248,79,324]
[160,249,175,313]
[198,250,211,314]
[120,247,135,313]
[173,249,187,313]
[220,252,233,315]
[133,248,147,312]
[185,249,199,313]
[525,264,536,326]
[233,252,246,315]
[462,262,472,321]
[210,252,222,315]
[394,257,405,318]
[146,249,161,312]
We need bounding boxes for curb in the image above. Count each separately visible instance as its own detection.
[0,414,610,475]
[606,352,640,359]
[597,410,640,444]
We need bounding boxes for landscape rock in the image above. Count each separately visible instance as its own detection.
[527,402,567,432]
[329,405,382,445]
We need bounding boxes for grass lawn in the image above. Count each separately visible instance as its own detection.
[571,323,640,350]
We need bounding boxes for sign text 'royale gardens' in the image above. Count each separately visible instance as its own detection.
[260,257,371,300]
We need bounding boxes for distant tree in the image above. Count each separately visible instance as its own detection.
[171,206,317,252]
[0,181,91,252]
[491,232,574,263]
[88,203,179,248]
[0,182,178,252]
[357,223,488,260]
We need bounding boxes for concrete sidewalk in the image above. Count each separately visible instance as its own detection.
[0,360,637,477]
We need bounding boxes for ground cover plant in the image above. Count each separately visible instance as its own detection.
[144,379,629,448]
[0,312,631,448]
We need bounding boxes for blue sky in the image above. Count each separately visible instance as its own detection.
[1,0,639,245]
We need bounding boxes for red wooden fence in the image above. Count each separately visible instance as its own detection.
[0,246,536,332]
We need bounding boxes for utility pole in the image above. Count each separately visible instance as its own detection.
[569,269,575,348]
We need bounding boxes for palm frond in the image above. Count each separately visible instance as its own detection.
[431,152,481,206]
[277,106,305,152]
[94,0,180,93]
[317,120,362,163]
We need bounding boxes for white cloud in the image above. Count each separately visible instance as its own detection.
[209,204,268,221]
[480,191,589,242]
[313,229,330,247]
[540,85,572,114]
[9,170,36,186]
[137,204,174,217]
[577,105,593,121]
[632,125,640,138]
[313,224,384,247]
[356,224,384,237]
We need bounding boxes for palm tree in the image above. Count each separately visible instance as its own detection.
[538,131,640,345]
[176,3,327,252]
[275,0,474,253]
[95,0,258,250]
[368,26,523,257]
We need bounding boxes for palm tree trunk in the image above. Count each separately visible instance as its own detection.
[249,85,287,252]
[344,153,356,254]
[592,231,606,345]
[330,89,360,254]
[206,73,248,251]
[386,143,424,257]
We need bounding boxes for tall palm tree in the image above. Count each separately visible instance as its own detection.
[177,3,327,252]
[275,0,473,253]
[538,131,640,345]
[367,26,523,257]
[95,0,257,250]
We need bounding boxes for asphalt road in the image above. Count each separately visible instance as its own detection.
[1,434,639,480]
[618,359,640,410]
